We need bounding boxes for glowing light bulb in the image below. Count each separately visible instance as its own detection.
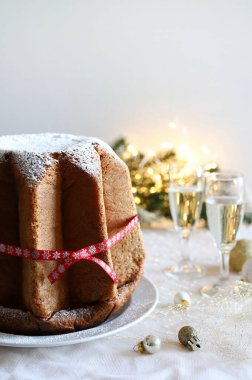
[168,122,177,129]
[147,149,155,157]
[201,145,210,156]
[147,168,154,175]
[177,144,191,161]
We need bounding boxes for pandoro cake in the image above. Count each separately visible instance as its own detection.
[0,133,145,335]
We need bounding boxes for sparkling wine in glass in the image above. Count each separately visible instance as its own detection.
[165,163,205,278]
[201,172,244,296]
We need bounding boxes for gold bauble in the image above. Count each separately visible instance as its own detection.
[230,240,252,272]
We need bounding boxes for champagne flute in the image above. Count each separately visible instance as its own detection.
[201,172,244,297]
[165,162,205,278]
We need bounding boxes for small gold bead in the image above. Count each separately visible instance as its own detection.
[180,300,190,308]
[137,341,145,353]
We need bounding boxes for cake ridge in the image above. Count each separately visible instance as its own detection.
[0,133,145,334]
[12,151,57,184]
[0,133,122,183]
[0,133,120,159]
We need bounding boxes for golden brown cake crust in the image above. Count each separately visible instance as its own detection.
[0,276,141,335]
[0,134,146,335]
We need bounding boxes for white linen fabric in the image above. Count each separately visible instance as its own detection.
[0,226,252,380]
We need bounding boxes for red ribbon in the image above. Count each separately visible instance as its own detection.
[0,215,139,285]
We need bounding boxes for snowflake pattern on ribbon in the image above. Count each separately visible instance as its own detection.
[0,215,139,285]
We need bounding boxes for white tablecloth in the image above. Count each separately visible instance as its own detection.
[1,226,252,380]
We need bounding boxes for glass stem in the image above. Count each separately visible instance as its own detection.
[180,229,191,262]
[219,247,230,282]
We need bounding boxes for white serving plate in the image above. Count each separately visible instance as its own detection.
[0,277,158,347]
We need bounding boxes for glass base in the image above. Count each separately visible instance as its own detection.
[200,278,230,297]
[164,260,206,280]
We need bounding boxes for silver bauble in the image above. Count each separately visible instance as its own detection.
[174,291,191,307]
[142,335,161,354]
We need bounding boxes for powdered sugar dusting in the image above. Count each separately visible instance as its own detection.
[0,306,29,321]
[0,133,85,154]
[12,152,56,183]
[64,143,101,179]
[89,137,124,164]
[0,133,121,159]
[0,133,121,183]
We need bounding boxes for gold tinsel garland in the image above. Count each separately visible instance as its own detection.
[112,138,177,217]
[112,137,218,220]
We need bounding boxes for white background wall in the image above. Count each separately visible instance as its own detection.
[0,1,252,186]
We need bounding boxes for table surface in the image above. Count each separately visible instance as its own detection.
[1,225,252,380]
